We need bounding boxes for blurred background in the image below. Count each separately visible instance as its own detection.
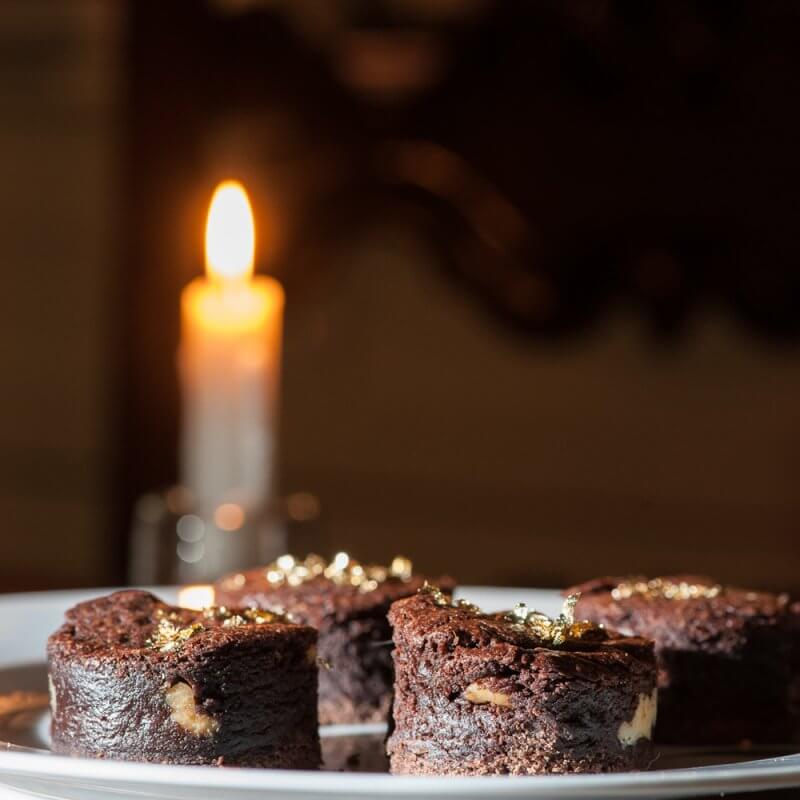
[1,0,799,594]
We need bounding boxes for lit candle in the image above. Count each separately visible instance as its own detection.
[180,181,284,516]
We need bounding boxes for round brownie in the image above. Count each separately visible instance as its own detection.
[216,553,455,725]
[569,575,800,745]
[387,587,657,775]
[48,590,320,767]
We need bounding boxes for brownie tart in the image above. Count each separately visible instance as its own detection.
[387,587,657,775]
[569,575,800,745]
[47,590,320,767]
[216,553,455,724]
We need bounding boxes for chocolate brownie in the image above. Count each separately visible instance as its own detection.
[387,587,657,775]
[216,553,455,724]
[48,590,320,767]
[569,575,800,745]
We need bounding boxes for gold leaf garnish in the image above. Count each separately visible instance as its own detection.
[246,607,286,624]
[262,552,413,593]
[204,606,288,626]
[147,605,290,651]
[146,619,205,652]
[420,581,450,606]
[507,593,597,645]
[421,586,598,646]
[611,578,722,602]
[419,582,480,613]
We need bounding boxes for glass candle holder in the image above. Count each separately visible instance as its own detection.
[128,486,322,586]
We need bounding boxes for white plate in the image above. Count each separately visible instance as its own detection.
[1,586,799,800]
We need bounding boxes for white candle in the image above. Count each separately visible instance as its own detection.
[179,181,284,516]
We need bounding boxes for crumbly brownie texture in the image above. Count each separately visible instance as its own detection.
[569,575,800,745]
[47,590,320,767]
[387,589,657,776]
[216,554,455,725]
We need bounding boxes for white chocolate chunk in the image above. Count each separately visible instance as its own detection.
[165,681,219,736]
[464,682,511,707]
[618,689,658,746]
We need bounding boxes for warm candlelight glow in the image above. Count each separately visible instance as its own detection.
[214,502,246,531]
[177,584,215,610]
[205,180,255,283]
[184,181,283,336]
[180,178,284,554]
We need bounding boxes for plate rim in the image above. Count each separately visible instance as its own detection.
[2,747,800,796]
[2,585,800,798]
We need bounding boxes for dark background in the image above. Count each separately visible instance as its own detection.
[0,0,798,594]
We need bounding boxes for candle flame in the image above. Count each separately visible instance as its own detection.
[205,180,255,282]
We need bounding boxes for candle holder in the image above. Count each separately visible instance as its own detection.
[128,486,322,585]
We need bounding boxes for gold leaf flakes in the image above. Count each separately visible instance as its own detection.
[147,605,290,650]
[146,619,205,653]
[419,582,480,613]
[611,578,722,602]
[204,606,288,626]
[263,552,413,593]
[420,581,450,606]
[421,586,600,647]
[507,593,598,645]
[243,607,287,625]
